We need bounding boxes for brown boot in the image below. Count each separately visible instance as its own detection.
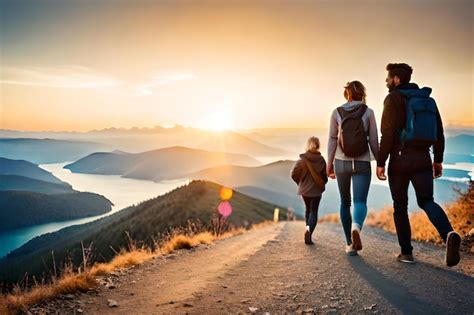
[304,230,314,245]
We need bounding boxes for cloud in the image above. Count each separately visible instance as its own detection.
[0,65,123,89]
[137,73,198,95]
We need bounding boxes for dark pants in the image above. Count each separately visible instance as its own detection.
[388,149,453,255]
[302,196,321,235]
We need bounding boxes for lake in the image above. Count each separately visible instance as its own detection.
[0,162,187,258]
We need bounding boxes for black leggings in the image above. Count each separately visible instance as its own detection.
[302,196,321,235]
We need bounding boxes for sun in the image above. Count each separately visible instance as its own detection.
[199,111,234,131]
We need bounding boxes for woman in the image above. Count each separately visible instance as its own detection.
[327,81,379,255]
[291,136,328,245]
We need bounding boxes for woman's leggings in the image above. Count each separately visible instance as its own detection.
[302,195,322,235]
[335,159,371,245]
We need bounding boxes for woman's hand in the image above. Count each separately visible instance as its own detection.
[327,165,336,179]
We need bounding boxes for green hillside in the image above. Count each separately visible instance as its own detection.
[0,175,74,194]
[0,180,285,284]
[0,191,113,230]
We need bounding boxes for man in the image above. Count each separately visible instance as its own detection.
[376,63,461,266]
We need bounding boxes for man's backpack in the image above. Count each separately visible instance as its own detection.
[337,104,369,157]
[398,88,438,146]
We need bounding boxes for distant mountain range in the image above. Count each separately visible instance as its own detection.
[0,127,288,158]
[1,128,470,163]
[0,157,113,229]
[0,138,111,164]
[444,134,474,155]
[0,180,287,283]
[64,146,262,181]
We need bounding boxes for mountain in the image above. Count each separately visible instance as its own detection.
[445,134,474,155]
[0,191,113,230]
[0,175,74,194]
[0,157,65,184]
[0,180,286,283]
[64,146,262,181]
[189,160,467,216]
[0,127,288,157]
[0,138,112,164]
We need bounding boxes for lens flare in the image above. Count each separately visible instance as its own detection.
[220,187,233,201]
[218,201,233,218]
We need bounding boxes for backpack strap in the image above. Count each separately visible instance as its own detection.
[301,157,325,190]
[337,104,368,121]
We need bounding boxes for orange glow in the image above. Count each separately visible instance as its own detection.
[220,187,233,201]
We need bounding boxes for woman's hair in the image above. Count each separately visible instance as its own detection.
[306,136,320,153]
[344,81,367,103]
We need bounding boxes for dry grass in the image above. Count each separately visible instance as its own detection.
[0,221,275,314]
[318,213,340,224]
[0,273,97,315]
[318,182,473,250]
[366,181,473,248]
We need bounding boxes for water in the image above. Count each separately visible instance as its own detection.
[0,162,187,258]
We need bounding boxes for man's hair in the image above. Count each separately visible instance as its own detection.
[386,63,413,84]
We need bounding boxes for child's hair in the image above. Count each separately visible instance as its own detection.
[306,136,320,153]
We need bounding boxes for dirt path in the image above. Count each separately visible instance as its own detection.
[37,222,474,314]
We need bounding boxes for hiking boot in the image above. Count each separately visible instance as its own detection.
[397,253,415,264]
[345,244,357,256]
[351,229,362,251]
[446,231,461,267]
[304,230,314,245]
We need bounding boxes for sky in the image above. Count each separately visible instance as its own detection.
[0,0,472,131]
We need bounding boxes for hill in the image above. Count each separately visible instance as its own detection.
[64,146,261,181]
[0,180,286,283]
[189,160,467,216]
[0,138,111,164]
[445,134,474,155]
[0,157,65,184]
[0,191,113,230]
[0,175,74,194]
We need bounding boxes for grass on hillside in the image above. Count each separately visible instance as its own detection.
[319,181,474,252]
[0,221,272,315]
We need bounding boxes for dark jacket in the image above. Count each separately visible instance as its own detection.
[377,83,445,167]
[291,151,328,197]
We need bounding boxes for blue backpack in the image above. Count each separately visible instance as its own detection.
[398,87,438,146]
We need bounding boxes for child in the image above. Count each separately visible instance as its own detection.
[291,136,328,245]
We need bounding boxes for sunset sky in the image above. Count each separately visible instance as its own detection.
[0,0,472,131]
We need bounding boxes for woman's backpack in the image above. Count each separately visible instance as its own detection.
[337,104,369,157]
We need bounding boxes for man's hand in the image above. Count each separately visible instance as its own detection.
[377,166,387,180]
[327,165,336,179]
[433,163,443,179]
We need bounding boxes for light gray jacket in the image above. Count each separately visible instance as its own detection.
[327,101,379,166]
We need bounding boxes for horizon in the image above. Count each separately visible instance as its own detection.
[1,0,473,131]
[0,122,473,134]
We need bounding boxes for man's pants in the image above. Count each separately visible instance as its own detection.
[388,150,453,255]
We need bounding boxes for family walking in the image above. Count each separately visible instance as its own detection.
[291,63,461,267]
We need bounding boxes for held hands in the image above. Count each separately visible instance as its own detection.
[327,165,336,179]
[376,167,387,181]
[433,163,443,179]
